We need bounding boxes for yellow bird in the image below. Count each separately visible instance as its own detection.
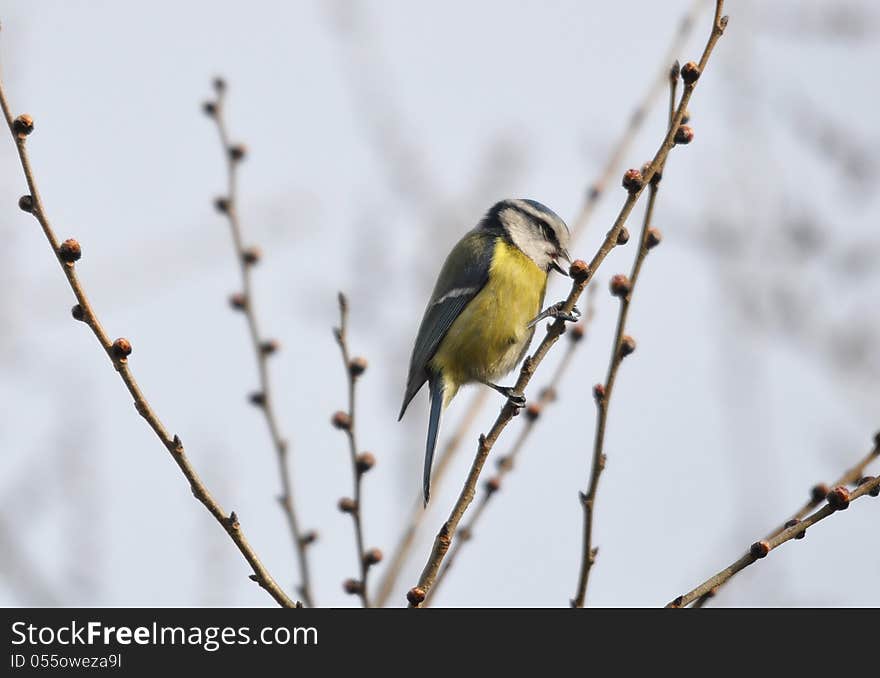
[399,199,574,503]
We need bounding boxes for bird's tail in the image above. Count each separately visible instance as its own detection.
[423,373,445,506]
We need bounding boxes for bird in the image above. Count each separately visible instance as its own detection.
[398,198,577,504]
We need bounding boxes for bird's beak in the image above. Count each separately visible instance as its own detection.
[549,248,572,276]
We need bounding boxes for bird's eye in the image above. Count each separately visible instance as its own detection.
[540,223,558,247]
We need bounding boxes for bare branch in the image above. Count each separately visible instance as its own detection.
[0,52,297,608]
[771,440,879,538]
[572,56,681,609]
[693,435,880,607]
[204,79,316,607]
[333,293,379,607]
[406,1,729,608]
[668,461,880,609]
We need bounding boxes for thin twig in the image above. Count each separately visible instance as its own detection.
[377,0,704,608]
[667,460,880,609]
[204,80,315,608]
[406,1,729,608]
[428,288,598,604]
[0,53,296,608]
[692,435,880,607]
[572,59,681,609]
[333,293,378,607]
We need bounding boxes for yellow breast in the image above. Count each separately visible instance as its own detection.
[431,239,547,402]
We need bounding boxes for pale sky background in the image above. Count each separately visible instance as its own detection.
[1,0,878,607]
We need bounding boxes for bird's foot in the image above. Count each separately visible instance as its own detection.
[486,382,526,408]
[527,302,581,328]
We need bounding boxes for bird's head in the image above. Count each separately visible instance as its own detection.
[490,198,571,275]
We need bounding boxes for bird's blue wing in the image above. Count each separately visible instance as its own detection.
[398,229,494,419]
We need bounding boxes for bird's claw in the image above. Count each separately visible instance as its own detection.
[486,382,526,408]
[556,306,581,323]
[527,302,581,328]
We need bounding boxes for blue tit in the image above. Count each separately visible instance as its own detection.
[399,198,574,504]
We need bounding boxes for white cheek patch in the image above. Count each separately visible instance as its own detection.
[434,287,479,305]
[503,209,552,269]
